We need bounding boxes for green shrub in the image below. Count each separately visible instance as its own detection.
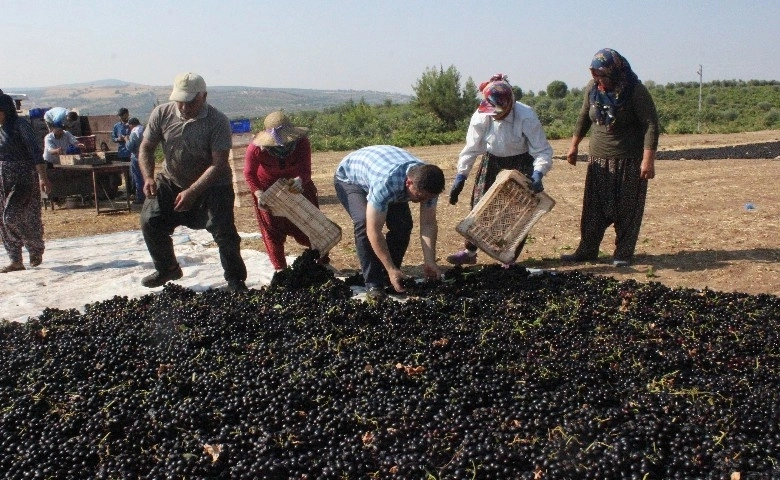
[552,98,569,112]
[701,110,721,123]
[722,109,739,122]
[665,121,696,134]
[763,109,780,127]
[542,120,571,140]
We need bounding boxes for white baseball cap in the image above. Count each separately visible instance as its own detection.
[169,72,206,102]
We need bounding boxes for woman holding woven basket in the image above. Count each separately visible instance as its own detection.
[447,74,554,266]
[562,48,659,267]
[243,111,326,271]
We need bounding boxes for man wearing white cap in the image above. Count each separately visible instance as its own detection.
[138,72,248,291]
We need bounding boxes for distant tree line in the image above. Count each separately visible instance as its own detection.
[254,66,780,152]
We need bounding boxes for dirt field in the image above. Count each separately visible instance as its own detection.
[41,130,780,296]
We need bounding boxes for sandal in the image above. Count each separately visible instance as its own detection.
[446,249,478,266]
[1,264,26,273]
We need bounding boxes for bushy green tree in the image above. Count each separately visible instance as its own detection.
[463,77,478,108]
[412,65,478,129]
[546,80,568,99]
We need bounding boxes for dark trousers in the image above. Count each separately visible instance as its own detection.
[575,156,647,261]
[141,175,247,283]
[334,179,412,289]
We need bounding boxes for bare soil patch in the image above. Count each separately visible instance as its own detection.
[42,130,780,296]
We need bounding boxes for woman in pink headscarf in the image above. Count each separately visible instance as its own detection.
[243,111,325,271]
[446,74,553,266]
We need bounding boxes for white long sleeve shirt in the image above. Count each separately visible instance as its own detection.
[456,101,553,178]
[43,131,80,163]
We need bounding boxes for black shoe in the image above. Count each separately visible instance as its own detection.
[226,279,248,292]
[612,259,631,267]
[141,265,183,288]
[365,286,387,302]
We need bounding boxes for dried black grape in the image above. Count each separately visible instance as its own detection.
[1,268,779,478]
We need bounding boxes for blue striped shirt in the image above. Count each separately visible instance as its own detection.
[335,145,438,211]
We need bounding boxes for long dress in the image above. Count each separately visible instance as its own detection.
[0,118,45,265]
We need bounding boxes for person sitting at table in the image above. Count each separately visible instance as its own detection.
[42,108,84,164]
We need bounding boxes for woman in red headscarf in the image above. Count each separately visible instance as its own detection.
[562,48,659,267]
[446,74,553,266]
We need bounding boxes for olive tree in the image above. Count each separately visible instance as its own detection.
[412,65,478,129]
[546,80,569,99]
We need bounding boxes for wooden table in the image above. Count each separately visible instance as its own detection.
[52,162,132,214]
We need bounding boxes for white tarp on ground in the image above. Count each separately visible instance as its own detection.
[0,228,294,323]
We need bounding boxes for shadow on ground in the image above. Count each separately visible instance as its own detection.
[529,247,780,275]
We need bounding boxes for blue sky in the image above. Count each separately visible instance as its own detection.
[3,0,778,96]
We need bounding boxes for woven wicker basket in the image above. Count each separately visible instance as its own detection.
[456,169,555,264]
[257,178,342,256]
